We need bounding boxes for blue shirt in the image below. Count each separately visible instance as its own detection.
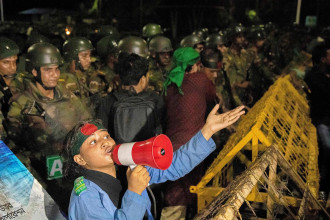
[68,131,215,220]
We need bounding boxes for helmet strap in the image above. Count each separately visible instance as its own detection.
[75,58,85,72]
[35,68,55,90]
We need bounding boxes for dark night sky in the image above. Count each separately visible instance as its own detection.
[2,0,330,33]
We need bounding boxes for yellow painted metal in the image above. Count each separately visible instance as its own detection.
[191,75,319,212]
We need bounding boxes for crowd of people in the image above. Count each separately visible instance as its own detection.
[0,21,329,219]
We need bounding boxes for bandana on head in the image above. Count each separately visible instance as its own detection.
[71,122,105,156]
[163,47,200,95]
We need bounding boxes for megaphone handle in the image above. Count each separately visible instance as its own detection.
[129,165,136,170]
[128,165,150,186]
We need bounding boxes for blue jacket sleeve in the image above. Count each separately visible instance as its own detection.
[115,190,150,219]
[148,130,216,184]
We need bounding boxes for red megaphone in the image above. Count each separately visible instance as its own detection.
[112,134,173,170]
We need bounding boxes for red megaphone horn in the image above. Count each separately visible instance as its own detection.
[112,134,173,170]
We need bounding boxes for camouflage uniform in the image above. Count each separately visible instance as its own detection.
[6,42,91,213]
[223,48,253,106]
[0,98,6,140]
[0,72,32,141]
[86,65,109,96]
[6,80,91,157]
[6,80,92,209]
[247,48,276,104]
[96,35,119,93]
[148,35,174,94]
[98,65,116,93]
[148,59,172,94]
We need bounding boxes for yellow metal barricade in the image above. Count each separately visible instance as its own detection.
[191,75,319,212]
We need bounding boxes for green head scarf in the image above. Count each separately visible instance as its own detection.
[163,47,200,95]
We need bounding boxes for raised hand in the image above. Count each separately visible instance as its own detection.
[201,105,246,140]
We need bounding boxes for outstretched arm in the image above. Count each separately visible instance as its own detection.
[201,104,245,141]
[149,105,246,184]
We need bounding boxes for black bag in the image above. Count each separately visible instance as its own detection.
[111,91,161,144]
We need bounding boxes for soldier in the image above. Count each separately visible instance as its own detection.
[180,34,205,53]
[6,42,92,212]
[224,24,252,106]
[0,37,20,140]
[116,36,150,89]
[98,25,120,41]
[62,37,107,115]
[118,36,149,58]
[148,35,174,93]
[192,28,209,41]
[142,23,163,42]
[247,27,276,104]
[205,33,228,54]
[61,37,93,98]
[96,36,119,93]
[17,34,50,73]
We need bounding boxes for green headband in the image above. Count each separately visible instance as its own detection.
[71,122,105,156]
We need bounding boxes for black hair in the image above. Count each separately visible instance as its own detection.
[185,64,193,73]
[312,43,329,65]
[63,119,104,178]
[193,42,205,49]
[200,48,223,66]
[115,52,149,86]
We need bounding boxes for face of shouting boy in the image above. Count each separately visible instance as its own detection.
[74,129,117,175]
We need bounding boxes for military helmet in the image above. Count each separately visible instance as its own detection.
[96,36,118,58]
[0,37,19,60]
[228,23,245,39]
[205,34,225,49]
[247,26,266,42]
[142,23,163,38]
[118,36,149,58]
[25,34,50,50]
[192,28,209,40]
[264,22,276,34]
[98,25,120,40]
[26,42,63,72]
[180,34,204,48]
[148,36,173,53]
[63,37,94,61]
